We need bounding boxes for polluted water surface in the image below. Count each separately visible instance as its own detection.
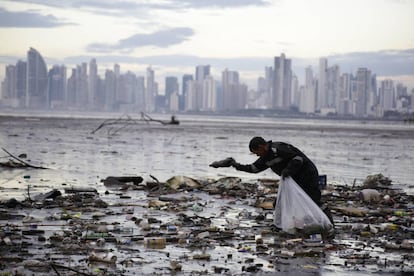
[1,114,414,275]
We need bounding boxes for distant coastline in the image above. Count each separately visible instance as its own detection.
[0,108,413,123]
[1,108,413,140]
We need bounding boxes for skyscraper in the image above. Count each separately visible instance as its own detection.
[272,53,292,109]
[355,68,371,116]
[222,69,239,110]
[88,59,98,109]
[337,73,352,115]
[165,76,179,110]
[317,58,328,111]
[379,79,394,112]
[203,75,216,111]
[104,69,116,111]
[3,65,16,99]
[299,66,316,113]
[326,65,340,110]
[26,47,48,109]
[195,65,210,81]
[16,60,27,104]
[181,74,193,111]
[78,63,88,109]
[145,66,156,112]
[48,65,66,109]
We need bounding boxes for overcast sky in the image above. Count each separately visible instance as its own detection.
[0,0,413,90]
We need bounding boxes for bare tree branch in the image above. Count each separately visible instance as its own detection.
[1,148,48,169]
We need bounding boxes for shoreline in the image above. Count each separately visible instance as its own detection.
[0,108,412,122]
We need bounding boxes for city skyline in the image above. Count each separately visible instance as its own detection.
[1,48,411,118]
[0,0,413,90]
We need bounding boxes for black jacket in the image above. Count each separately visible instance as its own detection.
[234,141,321,205]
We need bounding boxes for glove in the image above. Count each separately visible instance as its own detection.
[281,169,290,180]
[209,157,235,168]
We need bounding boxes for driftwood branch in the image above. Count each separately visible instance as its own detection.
[140,112,168,125]
[50,262,93,276]
[91,112,179,134]
[1,148,48,169]
[91,114,137,134]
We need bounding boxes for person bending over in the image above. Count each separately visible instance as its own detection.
[210,136,333,225]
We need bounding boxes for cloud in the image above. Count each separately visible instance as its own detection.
[86,28,195,53]
[0,0,270,16]
[0,55,24,64]
[327,49,414,76]
[61,48,414,78]
[167,0,270,9]
[0,8,73,28]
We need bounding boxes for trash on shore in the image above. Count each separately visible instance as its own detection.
[1,173,414,275]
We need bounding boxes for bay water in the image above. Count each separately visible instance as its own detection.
[0,113,413,200]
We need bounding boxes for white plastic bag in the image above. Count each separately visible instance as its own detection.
[274,177,333,234]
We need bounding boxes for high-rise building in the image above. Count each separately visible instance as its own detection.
[337,73,352,115]
[114,64,121,108]
[118,71,140,112]
[48,65,66,109]
[135,76,146,111]
[202,75,216,111]
[104,69,116,111]
[317,58,328,110]
[78,63,88,109]
[195,65,210,81]
[299,66,316,113]
[254,67,273,109]
[88,59,98,109]
[114,64,120,78]
[169,92,179,112]
[354,68,371,116]
[145,66,156,112]
[222,69,239,110]
[16,60,27,103]
[165,76,179,110]
[379,79,394,112]
[291,74,299,108]
[66,68,77,107]
[26,47,48,109]
[185,80,203,111]
[181,74,193,111]
[4,65,16,99]
[326,65,340,110]
[367,74,378,116]
[272,53,292,109]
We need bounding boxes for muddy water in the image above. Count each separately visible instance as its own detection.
[1,113,414,275]
[0,113,413,199]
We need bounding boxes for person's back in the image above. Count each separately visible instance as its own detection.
[210,136,335,233]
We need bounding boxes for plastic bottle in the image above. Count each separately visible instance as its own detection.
[167,225,177,232]
[394,211,407,217]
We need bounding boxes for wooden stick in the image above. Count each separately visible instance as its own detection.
[50,262,93,276]
[1,148,48,169]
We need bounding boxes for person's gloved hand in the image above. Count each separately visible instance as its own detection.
[281,169,290,180]
[209,157,235,168]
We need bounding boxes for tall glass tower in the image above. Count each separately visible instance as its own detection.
[26,47,48,109]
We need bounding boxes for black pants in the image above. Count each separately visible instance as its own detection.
[292,166,321,206]
[292,167,334,225]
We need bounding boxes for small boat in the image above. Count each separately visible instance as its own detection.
[168,115,179,125]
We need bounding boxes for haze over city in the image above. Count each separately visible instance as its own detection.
[0,0,413,90]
